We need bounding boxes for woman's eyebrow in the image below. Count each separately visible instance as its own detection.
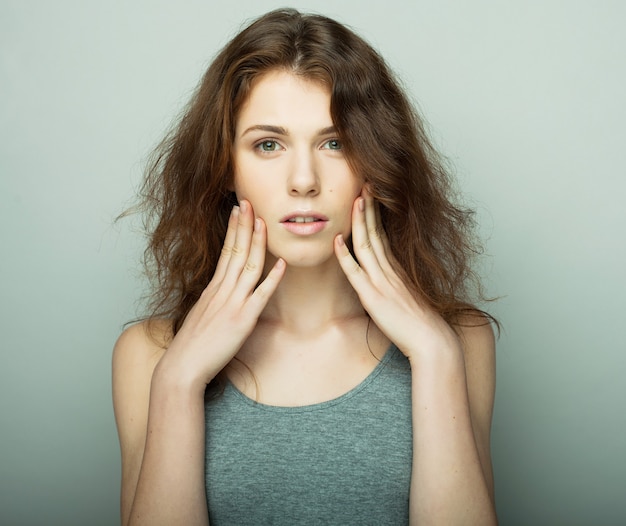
[317,126,337,136]
[240,125,337,137]
[241,124,288,137]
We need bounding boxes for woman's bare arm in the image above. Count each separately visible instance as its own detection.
[335,189,497,524]
[407,320,496,524]
[112,203,284,526]
[113,322,209,526]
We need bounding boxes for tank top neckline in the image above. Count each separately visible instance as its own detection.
[224,344,399,413]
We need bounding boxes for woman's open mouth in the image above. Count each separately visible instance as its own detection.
[280,213,328,235]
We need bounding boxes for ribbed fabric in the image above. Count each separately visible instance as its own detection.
[204,345,413,525]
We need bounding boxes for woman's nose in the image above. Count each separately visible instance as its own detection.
[288,152,320,197]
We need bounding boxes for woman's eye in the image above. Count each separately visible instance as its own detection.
[322,139,342,150]
[256,140,280,152]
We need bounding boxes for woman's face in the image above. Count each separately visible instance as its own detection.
[232,69,362,268]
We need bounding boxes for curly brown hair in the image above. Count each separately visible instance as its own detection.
[136,8,495,337]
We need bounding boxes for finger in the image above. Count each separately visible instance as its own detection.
[222,199,255,286]
[372,196,402,281]
[246,257,286,316]
[350,196,383,275]
[363,189,396,276]
[372,191,394,256]
[212,205,240,284]
[334,234,378,306]
[232,217,269,296]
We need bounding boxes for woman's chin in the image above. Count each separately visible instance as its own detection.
[267,245,338,270]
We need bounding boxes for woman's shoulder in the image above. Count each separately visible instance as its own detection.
[454,312,496,389]
[453,311,496,356]
[112,319,173,393]
[112,319,175,517]
[114,319,172,358]
[454,312,497,440]
[452,311,497,499]
[112,319,174,454]
[114,319,171,361]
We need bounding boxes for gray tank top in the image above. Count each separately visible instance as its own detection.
[204,345,413,525]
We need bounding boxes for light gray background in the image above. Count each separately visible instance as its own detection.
[1,1,624,524]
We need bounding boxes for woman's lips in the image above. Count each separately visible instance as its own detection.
[280,212,328,235]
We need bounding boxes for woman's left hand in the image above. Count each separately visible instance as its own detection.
[334,188,460,361]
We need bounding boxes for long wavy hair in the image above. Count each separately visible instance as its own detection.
[137,8,494,338]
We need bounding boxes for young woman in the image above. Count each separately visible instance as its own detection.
[113,8,498,525]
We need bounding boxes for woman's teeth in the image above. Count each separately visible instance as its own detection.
[288,217,318,223]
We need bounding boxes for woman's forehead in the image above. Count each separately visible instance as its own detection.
[236,70,333,135]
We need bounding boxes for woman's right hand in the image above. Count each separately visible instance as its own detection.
[155,199,285,393]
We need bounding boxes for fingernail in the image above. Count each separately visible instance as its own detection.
[358,198,365,212]
[337,234,345,247]
[254,218,261,232]
[240,200,248,214]
[232,205,240,217]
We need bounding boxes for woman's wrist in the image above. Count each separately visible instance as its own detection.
[151,352,212,400]
[401,327,464,368]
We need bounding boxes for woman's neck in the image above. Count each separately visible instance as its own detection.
[260,258,365,334]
